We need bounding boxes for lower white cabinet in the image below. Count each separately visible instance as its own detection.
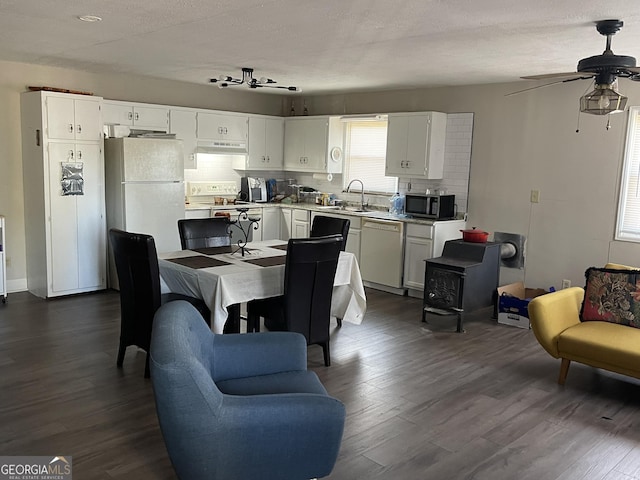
[292,209,310,238]
[310,211,361,263]
[403,220,466,295]
[184,208,210,219]
[260,207,281,241]
[280,208,292,240]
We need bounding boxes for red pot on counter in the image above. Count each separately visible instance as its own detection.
[460,227,490,243]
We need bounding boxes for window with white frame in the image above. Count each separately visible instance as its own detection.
[616,106,640,241]
[342,119,397,194]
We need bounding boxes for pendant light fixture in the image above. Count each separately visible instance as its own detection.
[210,67,300,92]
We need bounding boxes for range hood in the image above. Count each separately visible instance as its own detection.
[196,139,248,154]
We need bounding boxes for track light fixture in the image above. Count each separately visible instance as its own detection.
[210,67,300,92]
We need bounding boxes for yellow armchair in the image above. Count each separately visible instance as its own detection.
[528,263,640,385]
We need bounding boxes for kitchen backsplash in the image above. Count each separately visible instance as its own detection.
[184,112,473,211]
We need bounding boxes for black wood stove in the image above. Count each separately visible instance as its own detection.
[422,240,501,332]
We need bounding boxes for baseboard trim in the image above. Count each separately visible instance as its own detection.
[7,278,28,293]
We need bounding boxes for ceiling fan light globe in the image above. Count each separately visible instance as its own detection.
[580,84,627,115]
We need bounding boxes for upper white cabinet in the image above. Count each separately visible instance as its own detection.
[169,109,198,169]
[284,116,344,173]
[46,95,102,142]
[196,112,248,143]
[237,115,284,170]
[103,100,169,132]
[385,111,447,179]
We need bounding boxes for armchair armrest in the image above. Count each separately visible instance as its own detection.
[212,331,307,381]
[528,287,584,358]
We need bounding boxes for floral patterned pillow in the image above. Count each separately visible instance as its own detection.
[580,267,640,327]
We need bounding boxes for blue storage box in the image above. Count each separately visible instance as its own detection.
[497,282,547,329]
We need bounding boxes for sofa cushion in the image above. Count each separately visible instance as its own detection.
[558,321,640,373]
[580,266,640,328]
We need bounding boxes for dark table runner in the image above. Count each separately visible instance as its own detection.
[192,246,234,255]
[167,255,231,269]
[243,256,287,267]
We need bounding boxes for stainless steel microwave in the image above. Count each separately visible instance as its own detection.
[404,194,456,219]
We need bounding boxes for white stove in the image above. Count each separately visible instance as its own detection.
[187,181,238,198]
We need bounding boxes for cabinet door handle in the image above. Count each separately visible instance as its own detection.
[68,124,74,133]
[69,150,74,159]
[128,112,133,121]
[266,156,270,163]
[77,124,82,134]
[77,150,82,160]
[134,112,139,121]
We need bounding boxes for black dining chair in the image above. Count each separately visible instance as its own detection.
[246,234,343,366]
[177,217,231,250]
[108,228,211,378]
[310,215,350,251]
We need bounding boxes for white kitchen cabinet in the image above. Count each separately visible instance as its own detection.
[197,112,248,143]
[280,208,293,240]
[403,224,434,290]
[310,211,361,263]
[385,111,446,179]
[0,215,5,303]
[260,207,281,241]
[284,116,344,173]
[292,209,310,238]
[403,220,466,296]
[103,100,169,131]
[46,94,102,142]
[169,109,198,169]
[184,208,211,219]
[237,116,284,170]
[21,90,107,298]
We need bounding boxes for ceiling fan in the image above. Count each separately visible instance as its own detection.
[210,67,300,92]
[515,20,640,115]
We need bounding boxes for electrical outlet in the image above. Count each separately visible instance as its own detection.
[562,279,571,289]
[530,190,540,203]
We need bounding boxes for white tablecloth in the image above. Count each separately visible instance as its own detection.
[158,239,367,333]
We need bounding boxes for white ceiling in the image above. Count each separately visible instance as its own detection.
[3,0,640,95]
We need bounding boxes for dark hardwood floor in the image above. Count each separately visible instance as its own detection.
[2,288,640,479]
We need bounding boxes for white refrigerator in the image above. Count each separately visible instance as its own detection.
[105,137,185,286]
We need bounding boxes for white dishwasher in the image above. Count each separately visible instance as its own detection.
[360,218,404,288]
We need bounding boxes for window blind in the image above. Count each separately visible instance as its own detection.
[616,107,640,241]
[343,121,397,194]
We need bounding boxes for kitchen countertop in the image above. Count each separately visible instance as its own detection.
[185,202,465,226]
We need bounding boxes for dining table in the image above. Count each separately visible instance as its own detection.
[158,239,367,334]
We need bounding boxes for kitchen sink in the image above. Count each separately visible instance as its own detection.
[316,206,341,210]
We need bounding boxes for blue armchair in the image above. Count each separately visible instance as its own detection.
[150,300,346,480]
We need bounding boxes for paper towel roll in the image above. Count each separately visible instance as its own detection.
[313,173,333,182]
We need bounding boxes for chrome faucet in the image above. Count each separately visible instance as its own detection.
[346,179,366,211]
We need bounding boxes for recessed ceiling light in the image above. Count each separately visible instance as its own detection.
[77,15,102,22]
